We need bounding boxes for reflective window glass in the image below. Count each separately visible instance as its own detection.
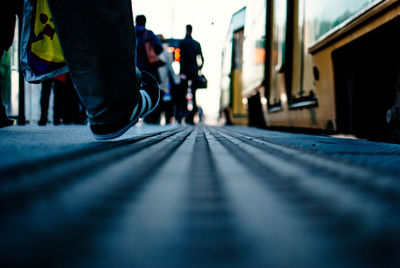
[269,0,287,105]
[305,0,383,43]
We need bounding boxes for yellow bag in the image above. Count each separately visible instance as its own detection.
[31,0,64,63]
[20,0,68,82]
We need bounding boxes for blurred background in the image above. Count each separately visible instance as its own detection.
[132,0,246,124]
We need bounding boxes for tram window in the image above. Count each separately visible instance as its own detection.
[221,34,233,108]
[290,0,315,101]
[241,0,266,95]
[232,29,246,116]
[305,0,382,43]
[233,31,244,69]
[269,0,287,106]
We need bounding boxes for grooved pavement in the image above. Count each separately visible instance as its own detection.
[1,124,400,267]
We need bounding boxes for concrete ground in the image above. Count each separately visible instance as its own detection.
[1,124,400,267]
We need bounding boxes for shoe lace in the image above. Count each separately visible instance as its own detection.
[130,88,153,120]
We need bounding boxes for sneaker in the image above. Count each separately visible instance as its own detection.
[90,71,160,140]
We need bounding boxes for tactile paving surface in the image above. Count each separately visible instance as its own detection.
[1,125,400,266]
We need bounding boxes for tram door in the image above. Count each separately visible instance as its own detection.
[230,28,247,124]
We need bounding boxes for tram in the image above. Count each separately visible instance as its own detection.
[220,0,400,142]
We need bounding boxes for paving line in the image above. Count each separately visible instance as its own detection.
[207,126,400,265]
[0,128,180,180]
[203,127,347,267]
[180,126,245,266]
[0,128,192,266]
[220,127,400,203]
[213,126,398,219]
[208,126,358,219]
[0,127,186,211]
[79,126,200,266]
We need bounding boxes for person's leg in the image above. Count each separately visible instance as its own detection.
[187,87,198,124]
[176,79,188,124]
[38,80,52,126]
[164,100,174,124]
[0,97,8,120]
[0,95,14,127]
[47,0,139,126]
[52,80,64,125]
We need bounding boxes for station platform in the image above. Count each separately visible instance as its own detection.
[1,124,400,267]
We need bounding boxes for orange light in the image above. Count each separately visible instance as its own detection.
[168,46,175,53]
[254,48,265,64]
[174,48,181,62]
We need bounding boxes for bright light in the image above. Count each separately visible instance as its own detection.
[280,93,287,103]
[261,97,267,105]
[174,48,180,62]
[172,61,180,74]
[242,98,248,105]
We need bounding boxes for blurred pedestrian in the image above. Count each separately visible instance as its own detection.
[47,0,160,140]
[0,0,23,127]
[135,14,164,124]
[158,34,178,124]
[38,73,87,126]
[38,78,64,125]
[0,96,13,127]
[179,24,204,125]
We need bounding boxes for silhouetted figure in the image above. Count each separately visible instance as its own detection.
[178,24,204,124]
[158,34,178,124]
[135,14,164,124]
[38,78,64,125]
[38,73,87,126]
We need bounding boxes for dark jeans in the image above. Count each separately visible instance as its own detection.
[40,79,63,123]
[161,99,174,124]
[180,77,198,124]
[174,82,188,124]
[0,95,9,121]
[48,0,139,125]
[62,76,87,124]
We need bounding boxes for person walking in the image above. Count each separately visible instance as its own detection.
[179,24,204,125]
[47,0,160,140]
[38,78,64,125]
[158,34,178,124]
[135,14,164,124]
